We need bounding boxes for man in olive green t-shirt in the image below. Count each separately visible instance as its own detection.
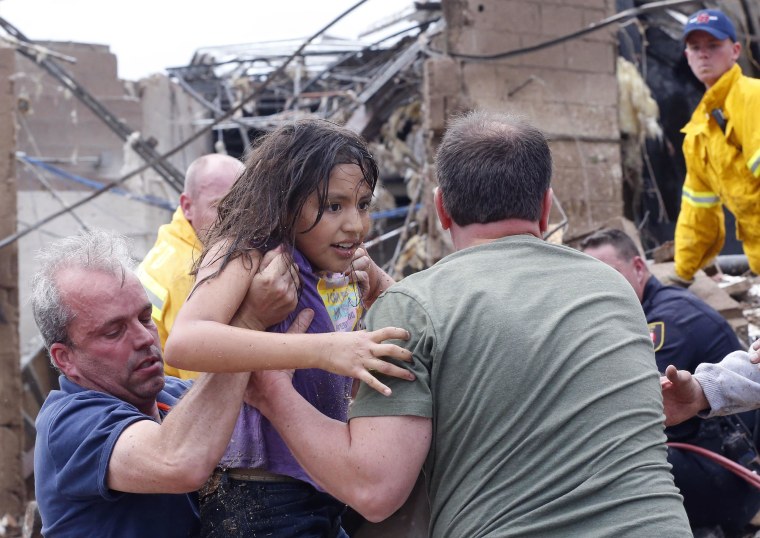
[246,111,692,537]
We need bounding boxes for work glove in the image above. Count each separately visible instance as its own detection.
[661,271,693,289]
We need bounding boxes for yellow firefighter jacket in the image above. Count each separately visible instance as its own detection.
[675,64,760,280]
[136,207,200,379]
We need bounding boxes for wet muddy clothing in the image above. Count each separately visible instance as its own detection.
[351,235,691,537]
[137,207,200,379]
[200,475,348,538]
[642,275,760,530]
[218,250,353,485]
[35,376,197,537]
[205,249,352,537]
[675,64,760,280]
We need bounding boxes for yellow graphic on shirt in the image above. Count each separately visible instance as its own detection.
[318,273,364,333]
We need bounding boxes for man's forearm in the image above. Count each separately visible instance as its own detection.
[255,377,430,521]
[162,373,248,470]
[109,372,248,493]
[257,378,368,500]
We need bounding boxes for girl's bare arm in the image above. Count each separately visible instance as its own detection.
[164,243,414,395]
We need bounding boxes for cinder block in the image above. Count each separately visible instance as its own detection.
[547,140,569,165]
[491,66,541,101]
[540,5,585,37]
[516,42,566,69]
[453,28,522,57]
[462,63,503,99]
[520,101,575,135]
[566,39,615,73]
[561,0,614,9]
[0,182,15,212]
[468,0,541,33]
[586,141,623,165]
[556,166,593,197]
[584,72,618,106]
[565,39,616,73]
[37,41,122,93]
[442,0,471,41]
[584,163,623,202]
[583,6,615,30]
[526,68,591,104]
[0,286,19,323]
[0,250,18,289]
[425,94,449,135]
[423,57,461,99]
[588,201,624,225]
[545,103,618,138]
[558,196,593,229]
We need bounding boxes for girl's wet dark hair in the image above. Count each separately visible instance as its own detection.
[194,118,379,282]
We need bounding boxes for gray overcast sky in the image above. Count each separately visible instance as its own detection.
[0,0,413,80]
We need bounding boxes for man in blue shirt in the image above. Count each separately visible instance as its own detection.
[31,229,299,537]
[581,228,760,533]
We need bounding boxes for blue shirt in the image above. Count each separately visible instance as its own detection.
[34,376,197,537]
[641,276,742,440]
[641,276,741,372]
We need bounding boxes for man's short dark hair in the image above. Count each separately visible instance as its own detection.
[435,110,552,226]
[580,228,639,261]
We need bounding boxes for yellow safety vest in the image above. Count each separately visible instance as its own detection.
[136,207,200,379]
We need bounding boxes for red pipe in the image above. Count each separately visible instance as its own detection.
[667,442,760,490]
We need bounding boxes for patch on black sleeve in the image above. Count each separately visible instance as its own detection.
[648,321,664,352]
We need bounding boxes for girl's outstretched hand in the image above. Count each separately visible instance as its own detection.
[660,365,708,426]
[323,327,415,396]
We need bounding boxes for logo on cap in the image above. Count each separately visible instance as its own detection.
[684,9,737,42]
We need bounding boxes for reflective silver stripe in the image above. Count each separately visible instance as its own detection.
[748,148,760,177]
[682,190,720,207]
[143,285,164,312]
[751,157,760,176]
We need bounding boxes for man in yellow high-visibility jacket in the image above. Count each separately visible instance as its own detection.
[137,154,242,378]
[673,9,760,285]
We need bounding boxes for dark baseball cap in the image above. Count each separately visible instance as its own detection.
[684,9,737,42]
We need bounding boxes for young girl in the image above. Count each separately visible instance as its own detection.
[164,119,411,537]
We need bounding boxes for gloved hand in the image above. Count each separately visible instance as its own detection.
[661,271,693,289]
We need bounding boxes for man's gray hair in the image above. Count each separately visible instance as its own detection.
[31,229,136,352]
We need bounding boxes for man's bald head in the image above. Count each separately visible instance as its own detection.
[180,154,243,241]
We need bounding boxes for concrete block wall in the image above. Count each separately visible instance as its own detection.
[37,42,123,97]
[425,0,622,234]
[14,42,142,184]
[0,44,23,519]
[13,42,210,356]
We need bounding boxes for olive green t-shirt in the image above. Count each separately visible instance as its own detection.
[351,235,691,537]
